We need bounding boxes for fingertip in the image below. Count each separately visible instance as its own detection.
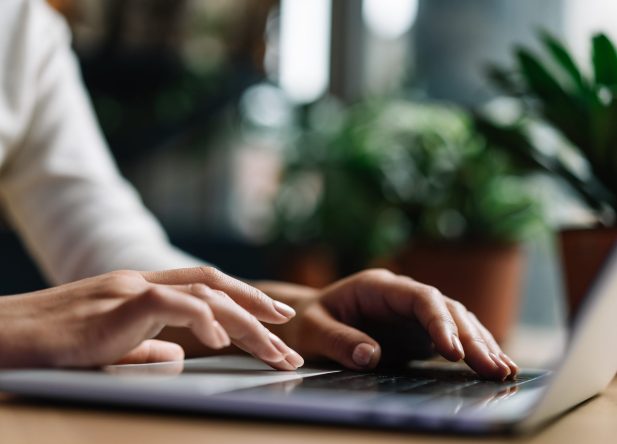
[351,343,381,370]
[427,318,464,361]
[262,332,292,363]
[263,340,303,371]
[115,340,185,365]
[500,353,520,378]
[267,358,297,371]
[433,333,465,363]
[161,341,186,362]
[212,321,231,348]
[286,349,305,368]
[489,353,512,381]
[273,300,296,317]
[450,335,465,361]
[462,345,510,381]
[267,300,296,324]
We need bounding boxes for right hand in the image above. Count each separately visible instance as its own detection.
[0,267,303,370]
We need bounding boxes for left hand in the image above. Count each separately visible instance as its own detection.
[0,268,301,370]
[263,269,518,381]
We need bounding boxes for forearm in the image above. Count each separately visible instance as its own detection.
[0,2,202,284]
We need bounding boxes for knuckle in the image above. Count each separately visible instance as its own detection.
[108,269,140,279]
[460,332,486,346]
[421,285,443,300]
[98,270,144,296]
[468,311,480,323]
[243,289,271,313]
[215,290,234,303]
[427,313,457,332]
[196,286,230,302]
[189,283,210,296]
[363,268,395,282]
[140,286,168,308]
[448,300,467,315]
[399,275,418,287]
[198,266,221,282]
[235,314,263,341]
[196,301,214,322]
[245,313,262,331]
[483,331,498,347]
[211,289,228,298]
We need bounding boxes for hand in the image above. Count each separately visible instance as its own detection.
[262,269,519,380]
[0,267,303,370]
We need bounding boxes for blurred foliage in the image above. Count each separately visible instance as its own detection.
[273,100,542,269]
[477,31,617,224]
[75,0,273,164]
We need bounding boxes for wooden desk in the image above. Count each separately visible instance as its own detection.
[1,377,616,444]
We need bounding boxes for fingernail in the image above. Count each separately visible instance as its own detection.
[286,350,304,368]
[451,335,465,360]
[489,352,511,380]
[273,301,296,319]
[213,321,231,347]
[352,343,375,368]
[500,353,519,376]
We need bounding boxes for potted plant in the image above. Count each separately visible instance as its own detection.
[475,31,617,317]
[271,100,541,342]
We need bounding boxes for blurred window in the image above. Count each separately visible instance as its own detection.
[279,0,331,104]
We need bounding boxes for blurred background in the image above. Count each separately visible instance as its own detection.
[3,0,617,343]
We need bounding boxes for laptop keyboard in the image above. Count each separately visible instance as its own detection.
[297,370,536,395]
[236,365,548,412]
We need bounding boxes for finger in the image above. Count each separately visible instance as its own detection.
[446,300,510,381]
[190,284,301,369]
[256,333,305,371]
[343,270,463,361]
[142,267,296,324]
[113,339,184,365]
[469,312,519,378]
[266,333,304,370]
[103,286,230,361]
[304,305,382,371]
[469,314,511,380]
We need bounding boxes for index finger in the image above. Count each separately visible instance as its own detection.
[141,267,296,324]
[332,269,464,361]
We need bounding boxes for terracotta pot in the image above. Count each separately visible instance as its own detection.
[390,242,525,343]
[559,227,617,319]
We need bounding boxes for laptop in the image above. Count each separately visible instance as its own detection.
[1,247,617,435]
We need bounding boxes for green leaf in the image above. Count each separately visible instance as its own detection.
[486,65,524,96]
[517,48,592,151]
[516,48,568,103]
[540,31,588,94]
[592,33,617,87]
[473,115,606,212]
[473,115,546,171]
[595,96,617,194]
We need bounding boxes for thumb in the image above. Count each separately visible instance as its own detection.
[114,339,185,365]
[310,312,381,371]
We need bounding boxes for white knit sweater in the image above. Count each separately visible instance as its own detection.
[0,0,201,284]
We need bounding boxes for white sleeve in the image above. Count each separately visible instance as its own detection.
[0,0,202,284]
